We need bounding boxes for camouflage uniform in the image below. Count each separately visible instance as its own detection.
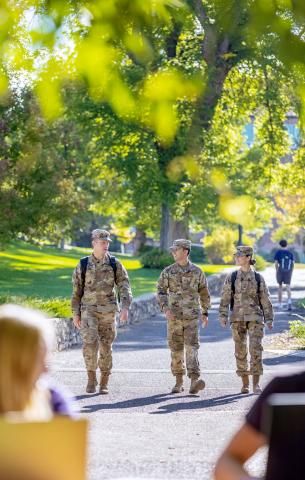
[71,240,132,376]
[157,241,210,379]
[219,247,274,377]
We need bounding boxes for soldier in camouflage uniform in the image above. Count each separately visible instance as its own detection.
[157,239,210,395]
[71,229,132,394]
[219,245,274,394]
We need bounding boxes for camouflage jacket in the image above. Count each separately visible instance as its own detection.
[71,254,132,315]
[219,269,274,324]
[157,261,210,318]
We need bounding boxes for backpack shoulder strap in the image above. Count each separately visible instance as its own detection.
[230,270,238,311]
[254,271,265,317]
[109,255,117,283]
[80,256,89,296]
[254,271,261,294]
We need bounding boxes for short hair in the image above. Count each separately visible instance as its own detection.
[279,239,288,248]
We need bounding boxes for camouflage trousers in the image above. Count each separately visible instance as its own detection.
[167,317,200,378]
[80,309,117,374]
[231,321,264,376]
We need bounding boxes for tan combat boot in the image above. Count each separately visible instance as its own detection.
[189,375,205,394]
[99,373,110,394]
[171,374,184,393]
[86,370,97,393]
[241,375,250,394]
[253,375,262,394]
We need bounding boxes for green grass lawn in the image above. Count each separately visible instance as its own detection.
[0,241,231,300]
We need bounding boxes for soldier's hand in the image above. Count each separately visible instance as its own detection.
[201,314,208,328]
[165,309,175,321]
[219,317,228,328]
[120,308,129,325]
[73,314,81,329]
[267,321,273,330]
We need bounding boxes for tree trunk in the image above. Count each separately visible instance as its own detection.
[237,225,243,246]
[133,228,147,255]
[160,203,189,251]
[160,203,171,251]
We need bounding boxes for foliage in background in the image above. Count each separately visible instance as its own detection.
[203,227,255,264]
[254,255,267,272]
[0,88,93,245]
[289,318,305,347]
[1,1,305,248]
[0,295,71,318]
[140,248,173,269]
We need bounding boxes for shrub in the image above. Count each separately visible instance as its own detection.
[254,254,267,271]
[189,245,206,263]
[140,248,173,269]
[289,319,305,339]
[297,299,305,309]
[0,295,71,318]
[204,227,236,264]
[137,244,154,255]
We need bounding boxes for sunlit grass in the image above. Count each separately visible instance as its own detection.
[0,241,230,301]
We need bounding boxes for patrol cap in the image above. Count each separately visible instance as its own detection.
[169,239,191,251]
[235,245,253,257]
[91,229,112,242]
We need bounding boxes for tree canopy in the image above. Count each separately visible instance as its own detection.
[1,1,305,248]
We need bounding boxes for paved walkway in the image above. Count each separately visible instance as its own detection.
[50,265,305,480]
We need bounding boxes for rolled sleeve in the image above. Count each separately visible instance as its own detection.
[157,270,169,312]
[71,263,82,316]
[116,261,132,309]
[198,271,210,315]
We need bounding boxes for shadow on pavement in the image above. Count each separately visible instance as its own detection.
[264,354,305,366]
[78,392,250,414]
[75,393,101,401]
[150,392,251,414]
[79,392,177,413]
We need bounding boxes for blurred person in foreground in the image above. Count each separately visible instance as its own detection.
[0,304,74,419]
[214,370,305,480]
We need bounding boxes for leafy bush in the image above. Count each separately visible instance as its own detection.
[140,248,173,269]
[289,319,305,339]
[254,254,267,271]
[204,227,236,264]
[137,244,155,255]
[0,295,71,318]
[190,245,206,263]
[297,299,305,309]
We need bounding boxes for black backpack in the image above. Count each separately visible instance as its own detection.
[80,255,117,297]
[230,270,262,313]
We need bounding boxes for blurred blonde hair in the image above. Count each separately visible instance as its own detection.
[0,304,54,414]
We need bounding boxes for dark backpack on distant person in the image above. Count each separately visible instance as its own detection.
[230,270,263,313]
[80,256,117,297]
